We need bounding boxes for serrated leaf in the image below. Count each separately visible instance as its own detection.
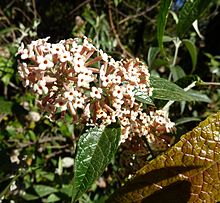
[177,1,211,38]
[33,185,58,198]
[72,124,121,202]
[157,0,173,54]
[183,39,197,73]
[0,97,13,114]
[107,111,220,203]
[150,76,193,101]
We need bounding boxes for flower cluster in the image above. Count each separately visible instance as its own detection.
[17,37,175,143]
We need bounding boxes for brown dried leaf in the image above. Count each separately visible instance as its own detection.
[108,111,220,203]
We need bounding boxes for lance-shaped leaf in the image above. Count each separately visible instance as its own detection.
[177,0,211,38]
[107,111,220,203]
[150,76,193,101]
[72,124,121,202]
[157,0,173,54]
[183,39,197,73]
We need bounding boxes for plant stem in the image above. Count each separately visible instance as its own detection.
[171,37,182,67]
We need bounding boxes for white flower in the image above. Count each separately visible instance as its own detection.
[101,75,112,87]
[77,73,94,88]
[37,54,54,70]
[33,80,48,95]
[73,54,86,73]
[83,37,95,50]
[51,43,65,55]
[112,85,124,99]
[99,49,108,62]
[59,51,73,62]
[73,97,84,109]
[90,87,102,99]
[63,88,78,101]
[112,75,121,84]
[96,109,107,119]
[20,49,30,60]
[55,98,68,111]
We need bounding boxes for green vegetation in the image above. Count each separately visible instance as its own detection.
[0,0,220,202]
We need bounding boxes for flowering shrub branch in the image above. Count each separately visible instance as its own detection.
[17,36,175,146]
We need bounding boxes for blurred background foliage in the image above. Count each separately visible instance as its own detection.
[0,0,220,202]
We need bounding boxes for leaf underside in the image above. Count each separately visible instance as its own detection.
[107,111,220,203]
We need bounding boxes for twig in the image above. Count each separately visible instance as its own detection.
[67,0,91,17]
[32,0,37,20]
[108,0,134,58]
[17,136,67,149]
[9,82,19,90]
[119,3,159,25]
[198,82,220,86]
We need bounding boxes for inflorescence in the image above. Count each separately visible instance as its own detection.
[17,37,175,143]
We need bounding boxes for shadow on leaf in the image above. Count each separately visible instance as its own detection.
[142,180,191,203]
[107,165,200,202]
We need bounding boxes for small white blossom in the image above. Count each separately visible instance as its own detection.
[90,87,102,99]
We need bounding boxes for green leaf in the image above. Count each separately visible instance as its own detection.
[175,117,201,126]
[60,185,73,197]
[150,76,193,101]
[0,97,13,115]
[175,75,202,88]
[169,65,186,82]
[0,175,20,199]
[177,1,212,38]
[183,39,197,73]
[147,47,160,67]
[22,193,40,201]
[187,90,211,103]
[157,0,173,54]
[134,89,155,106]
[107,111,220,202]
[72,124,121,202]
[46,194,60,202]
[0,27,18,37]
[33,185,58,198]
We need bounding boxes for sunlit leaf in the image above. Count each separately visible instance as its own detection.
[157,0,173,54]
[107,111,220,203]
[72,124,121,202]
[46,194,60,202]
[150,76,193,101]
